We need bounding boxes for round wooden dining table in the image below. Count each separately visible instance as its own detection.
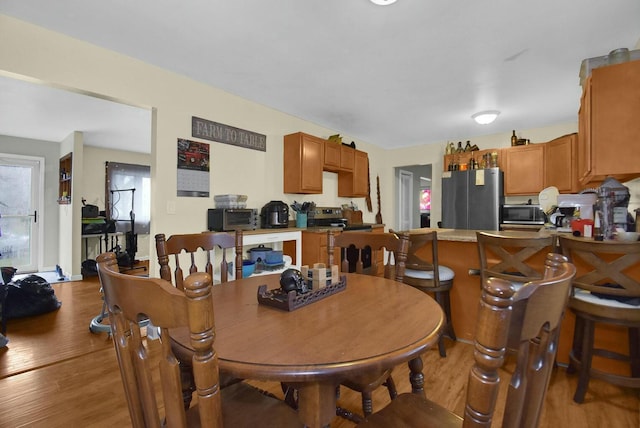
[171,272,445,428]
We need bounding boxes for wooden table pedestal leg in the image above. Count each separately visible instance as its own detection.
[296,381,337,428]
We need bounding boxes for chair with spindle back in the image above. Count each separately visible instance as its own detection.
[96,252,300,428]
[155,230,244,407]
[357,252,576,428]
[326,230,410,422]
[155,230,243,289]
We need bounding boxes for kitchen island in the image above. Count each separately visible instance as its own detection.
[409,228,632,374]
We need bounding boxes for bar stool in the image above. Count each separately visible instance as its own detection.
[476,231,555,289]
[399,230,456,357]
[559,235,640,403]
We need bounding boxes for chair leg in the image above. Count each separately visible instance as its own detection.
[179,362,195,409]
[408,357,425,396]
[567,315,585,375]
[438,335,447,358]
[629,327,640,378]
[574,318,595,403]
[361,391,374,417]
[440,290,456,341]
[435,290,456,357]
[384,375,398,400]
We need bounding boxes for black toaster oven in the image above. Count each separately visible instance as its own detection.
[207,208,258,232]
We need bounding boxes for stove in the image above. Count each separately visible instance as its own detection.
[308,207,372,231]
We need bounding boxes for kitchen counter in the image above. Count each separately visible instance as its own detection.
[291,223,385,234]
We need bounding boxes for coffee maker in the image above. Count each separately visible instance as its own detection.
[260,200,289,228]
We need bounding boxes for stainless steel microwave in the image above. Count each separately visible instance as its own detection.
[501,204,546,225]
[207,208,258,231]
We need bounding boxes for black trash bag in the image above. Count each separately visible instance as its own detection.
[4,275,62,320]
[81,259,98,277]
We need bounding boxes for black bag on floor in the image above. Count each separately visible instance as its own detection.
[4,275,62,320]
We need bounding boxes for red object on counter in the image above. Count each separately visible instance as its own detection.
[571,219,595,236]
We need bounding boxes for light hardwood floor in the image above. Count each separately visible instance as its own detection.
[0,274,638,427]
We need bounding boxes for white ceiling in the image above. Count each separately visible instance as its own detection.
[1,1,639,153]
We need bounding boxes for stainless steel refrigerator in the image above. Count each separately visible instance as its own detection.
[441,168,504,230]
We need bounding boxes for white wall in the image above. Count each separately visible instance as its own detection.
[57,131,84,278]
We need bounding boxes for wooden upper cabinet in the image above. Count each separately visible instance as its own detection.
[284,132,324,194]
[338,150,369,197]
[545,133,580,193]
[324,143,355,172]
[340,145,355,171]
[578,59,640,185]
[503,144,545,195]
[323,141,341,171]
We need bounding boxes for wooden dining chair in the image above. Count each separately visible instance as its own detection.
[559,235,640,403]
[155,230,243,288]
[327,230,410,422]
[357,252,576,428]
[396,230,456,357]
[155,230,244,407]
[95,252,301,428]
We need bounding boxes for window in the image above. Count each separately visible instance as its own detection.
[106,162,151,234]
[420,188,431,211]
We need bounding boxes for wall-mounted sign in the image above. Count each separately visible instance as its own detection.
[192,116,266,152]
[177,139,210,197]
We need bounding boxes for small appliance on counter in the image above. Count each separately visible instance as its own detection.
[501,204,546,226]
[261,200,289,228]
[207,208,258,231]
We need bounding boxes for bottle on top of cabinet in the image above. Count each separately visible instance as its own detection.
[511,130,518,146]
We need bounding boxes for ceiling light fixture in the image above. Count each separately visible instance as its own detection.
[370,0,397,5]
[471,110,500,125]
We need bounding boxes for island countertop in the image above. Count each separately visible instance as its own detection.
[405,227,554,242]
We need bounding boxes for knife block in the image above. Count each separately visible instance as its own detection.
[343,209,363,225]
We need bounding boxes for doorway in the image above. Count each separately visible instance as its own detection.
[0,154,44,273]
[395,164,432,231]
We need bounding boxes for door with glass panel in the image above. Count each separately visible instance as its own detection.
[0,155,42,273]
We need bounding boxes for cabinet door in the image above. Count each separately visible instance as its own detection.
[581,59,640,184]
[284,132,323,194]
[302,231,341,266]
[545,133,579,193]
[338,150,368,197]
[323,141,341,172]
[503,144,545,195]
[340,146,355,171]
[352,150,368,196]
